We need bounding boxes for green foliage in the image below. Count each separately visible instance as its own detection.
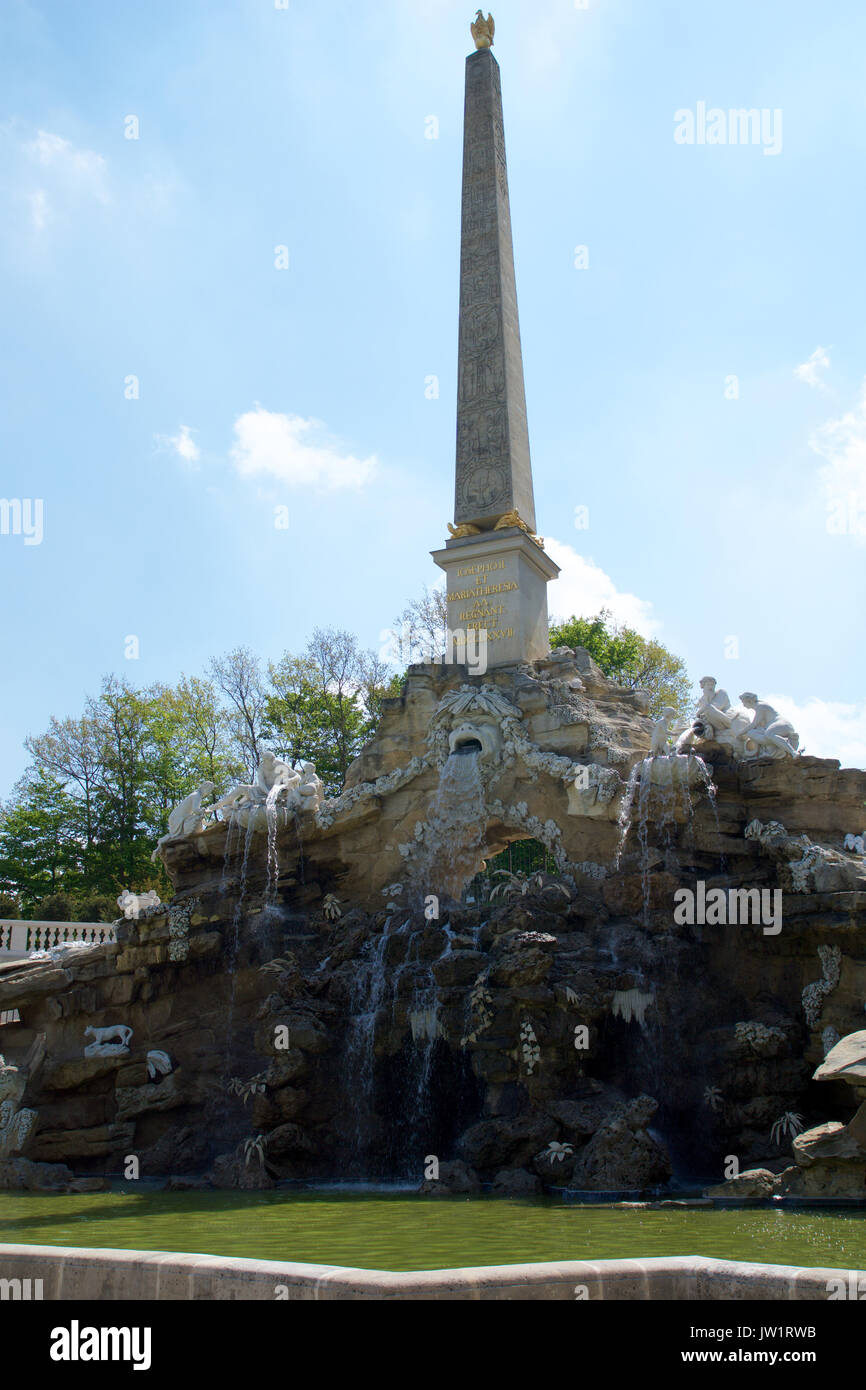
[1,602,690,917]
[0,769,85,914]
[265,628,399,796]
[549,610,692,718]
[74,895,118,924]
[1,627,402,911]
[37,892,76,922]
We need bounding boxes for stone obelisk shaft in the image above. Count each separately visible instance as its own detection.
[433,36,558,670]
[455,49,536,532]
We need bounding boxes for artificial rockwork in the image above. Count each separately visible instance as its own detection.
[1,649,865,1197]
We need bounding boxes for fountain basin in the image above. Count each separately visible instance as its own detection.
[0,1240,861,1301]
[2,1190,866,1298]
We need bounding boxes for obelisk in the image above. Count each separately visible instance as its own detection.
[432,13,559,669]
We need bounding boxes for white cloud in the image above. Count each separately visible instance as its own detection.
[2,127,111,233]
[22,130,109,227]
[794,345,831,389]
[545,538,661,638]
[764,694,866,770]
[27,189,49,231]
[809,379,866,541]
[158,425,200,466]
[230,407,377,491]
[27,130,106,181]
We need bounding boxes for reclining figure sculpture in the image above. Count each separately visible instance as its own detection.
[676,678,799,761]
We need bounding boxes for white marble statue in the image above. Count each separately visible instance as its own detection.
[213,783,261,818]
[117,888,161,920]
[676,678,799,761]
[739,693,800,759]
[258,751,301,797]
[152,781,215,860]
[650,707,679,757]
[297,761,325,814]
[146,1050,172,1080]
[214,752,325,825]
[84,1024,133,1057]
[677,678,751,754]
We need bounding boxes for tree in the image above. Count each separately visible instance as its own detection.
[391,586,448,665]
[174,675,243,791]
[549,610,692,717]
[266,629,401,795]
[0,770,85,914]
[88,676,160,891]
[38,892,76,922]
[74,894,118,924]
[208,648,268,781]
[26,713,103,884]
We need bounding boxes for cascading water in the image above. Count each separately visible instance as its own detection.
[616,753,716,923]
[264,783,286,907]
[342,918,398,1173]
[341,903,483,1180]
[414,749,487,903]
[221,813,257,1093]
[394,924,443,1156]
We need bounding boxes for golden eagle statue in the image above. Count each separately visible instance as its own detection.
[471,10,495,50]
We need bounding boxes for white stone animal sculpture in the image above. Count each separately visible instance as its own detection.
[152,781,215,859]
[84,1024,133,1057]
[117,889,161,920]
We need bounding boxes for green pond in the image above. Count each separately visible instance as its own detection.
[1,1190,865,1271]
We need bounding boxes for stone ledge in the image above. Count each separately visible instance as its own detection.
[0,1246,862,1301]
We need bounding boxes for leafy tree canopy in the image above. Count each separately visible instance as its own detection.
[549,610,693,717]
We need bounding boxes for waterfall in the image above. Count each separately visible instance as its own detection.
[264,783,286,907]
[415,750,486,903]
[219,806,242,895]
[617,753,718,923]
[221,814,257,1094]
[335,753,491,1178]
[341,910,465,1181]
[342,918,400,1173]
[615,762,643,871]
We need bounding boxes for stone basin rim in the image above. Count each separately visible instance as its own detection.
[1,1245,864,1300]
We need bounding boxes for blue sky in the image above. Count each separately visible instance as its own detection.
[1,0,865,791]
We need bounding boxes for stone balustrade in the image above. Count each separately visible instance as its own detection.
[0,921,116,960]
